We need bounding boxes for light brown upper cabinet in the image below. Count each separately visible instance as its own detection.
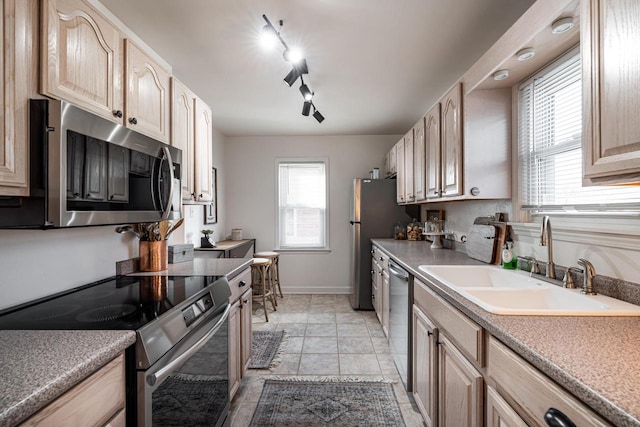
[194,96,213,202]
[0,0,38,196]
[41,0,123,123]
[42,0,171,143]
[425,104,441,200]
[125,40,171,143]
[395,138,405,204]
[404,130,415,203]
[413,118,426,202]
[171,78,195,200]
[440,84,463,198]
[171,78,213,203]
[582,0,640,184]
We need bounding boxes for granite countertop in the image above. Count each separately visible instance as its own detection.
[128,257,252,278]
[372,238,640,427]
[0,330,135,427]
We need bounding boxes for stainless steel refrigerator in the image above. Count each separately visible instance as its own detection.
[349,178,410,310]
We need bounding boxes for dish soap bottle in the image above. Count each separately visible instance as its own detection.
[502,241,517,269]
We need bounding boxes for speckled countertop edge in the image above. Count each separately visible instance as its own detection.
[128,257,251,277]
[0,330,136,427]
[373,239,640,427]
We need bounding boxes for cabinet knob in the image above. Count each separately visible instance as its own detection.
[379,257,384,261]
[441,189,447,194]
[198,194,203,198]
[109,195,114,201]
[243,298,248,304]
[371,270,375,275]
[190,192,196,200]
[129,117,138,125]
[113,110,123,118]
[239,280,247,287]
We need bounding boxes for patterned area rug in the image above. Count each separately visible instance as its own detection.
[249,330,286,369]
[249,379,406,426]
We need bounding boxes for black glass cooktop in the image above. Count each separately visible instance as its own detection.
[0,275,220,330]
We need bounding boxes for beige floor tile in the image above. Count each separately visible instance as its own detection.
[232,376,265,404]
[284,336,304,353]
[338,336,374,353]
[305,323,337,337]
[299,353,340,375]
[339,353,382,375]
[277,323,306,336]
[230,402,258,427]
[337,322,370,337]
[399,403,426,427]
[367,322,387,338]
[269,353,301,375]
[276,312,309,323]
[336,312,366,324]
[308,305,337,313]
[335,303,356,313]
[372,337,391,353]
[302,336,338,353]
[307,312,337,323]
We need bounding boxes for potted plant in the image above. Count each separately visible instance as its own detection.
[201,229,216,248]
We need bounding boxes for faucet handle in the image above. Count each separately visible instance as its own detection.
[563,267,582,289]
[577,259,597,295]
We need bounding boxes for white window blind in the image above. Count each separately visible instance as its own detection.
[518,47,640,213]
[277,160,328,249]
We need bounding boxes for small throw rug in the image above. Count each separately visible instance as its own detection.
[249,330,286,369]
[249,378,406,426]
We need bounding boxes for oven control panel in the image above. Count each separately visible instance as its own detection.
[182,292,215,327]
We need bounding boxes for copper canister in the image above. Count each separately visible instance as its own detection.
[139,240,168,272]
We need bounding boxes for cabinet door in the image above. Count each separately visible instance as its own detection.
[412,305,438,427]
[441,83,463,197]
[1,0,33,196]
[41,0,123,123]
[194,96,213,202]
[125,40,170,142]
[486,386,527,427]
[389,144,397,175]
[107,144,129,202]
[228,299,241,399]
[583,0,640,183]
[396,139,405,204]
[83,137,107,200]
[171,78,195,200]
[372,258,381,320]
[438,334,483,427]
[404,130,415,202]
[240,288,253,376]
[414,118,426,201]
[425,103,441,199]
[381,268,390,338]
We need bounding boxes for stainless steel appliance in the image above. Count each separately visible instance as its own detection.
[349,178,410,310]
[389,259,411,391]
[0,274,231,427]
[0,99,182,228]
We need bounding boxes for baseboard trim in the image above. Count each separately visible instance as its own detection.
[283,286,351,294]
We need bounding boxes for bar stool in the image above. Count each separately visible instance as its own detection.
[251,257,277,322]
[254,251,283,299]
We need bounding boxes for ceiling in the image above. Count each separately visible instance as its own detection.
[99,0,535,137]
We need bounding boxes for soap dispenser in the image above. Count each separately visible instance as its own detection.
[502,240,517,269]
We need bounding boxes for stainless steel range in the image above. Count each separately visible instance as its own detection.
[0,274,232,427]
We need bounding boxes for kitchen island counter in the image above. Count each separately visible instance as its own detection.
[373,238,640,427]
[0,330,135,426]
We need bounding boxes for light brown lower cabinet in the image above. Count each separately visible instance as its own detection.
[412,305,438,427]
[486,386,527,427]
[21,353,125,427]
[228,267,252,400]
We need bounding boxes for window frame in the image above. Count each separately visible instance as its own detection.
[274,157,330,252]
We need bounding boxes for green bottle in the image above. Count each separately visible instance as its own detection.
[502,241,517,269]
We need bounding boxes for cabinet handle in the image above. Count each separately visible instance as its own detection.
[73,192,80,197]
[243,299,248,304]
[198,193,203,198]
[370,249,375,255]
[371,270,375,275]
[379,257,384,261]
[427,331,433,336]
[190,192,196,200]
[239,280,246,287]
[113,110,123,118]
[129,117,138,125]
[544,408,576,427]
[441,189,447,194]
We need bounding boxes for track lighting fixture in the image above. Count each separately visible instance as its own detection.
[261,14,326,123]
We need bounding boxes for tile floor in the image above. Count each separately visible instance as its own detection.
[230,294,425,426]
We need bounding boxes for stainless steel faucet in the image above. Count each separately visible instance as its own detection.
[577,259,597,295]
[539,215,556,279]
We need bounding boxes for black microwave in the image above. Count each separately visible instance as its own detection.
[0,99,182,228]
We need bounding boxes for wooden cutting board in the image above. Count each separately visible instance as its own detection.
[466,224,498,264]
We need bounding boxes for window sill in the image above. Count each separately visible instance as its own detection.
[274,247,331,254]
[509,218,640,251]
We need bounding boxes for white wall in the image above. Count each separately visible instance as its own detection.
[0,126,227,311]
[224,135,399,294]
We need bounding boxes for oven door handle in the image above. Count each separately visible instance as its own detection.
[146,303,231,387]
[161,146,175,220]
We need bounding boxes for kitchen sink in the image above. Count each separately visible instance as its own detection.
[418,265,640,316]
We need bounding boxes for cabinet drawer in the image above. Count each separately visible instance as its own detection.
[22,354,125,427]
[414,278,483,365]
[228,267,251,303]
[487,337,610,427]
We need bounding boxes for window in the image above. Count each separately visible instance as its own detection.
[276,159,328,250]
[518,47,640,214]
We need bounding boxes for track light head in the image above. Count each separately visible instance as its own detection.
[283,59,309,87]
[299,84,313,101]
[283,48,304,64]
[313,109,325,123]
[302,101,312,116]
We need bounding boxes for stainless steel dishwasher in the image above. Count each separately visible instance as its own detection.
[388,259,412,391]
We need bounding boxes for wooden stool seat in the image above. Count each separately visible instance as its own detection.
[251,257,277,322]
[254,252,283,299]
